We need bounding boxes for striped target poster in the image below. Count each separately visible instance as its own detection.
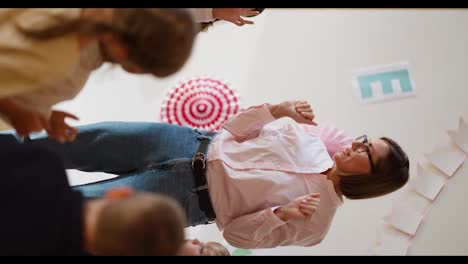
[160,77,241,131]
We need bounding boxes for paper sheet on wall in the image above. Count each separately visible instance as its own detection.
[371,222,411,255]
[384,202,425,236]
[447,117,468,154]
[410,164,447,200]
[394,189,432,214]
[372,118,466,256]
[352,62,415,104]
[425,144,466,177]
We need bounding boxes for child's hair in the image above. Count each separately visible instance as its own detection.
[200,8,265,32]
[17,8,197,78]
[201,242,231,256]
[93,193,186,256]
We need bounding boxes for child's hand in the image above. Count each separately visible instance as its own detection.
[46,110,79,144]
[212,8,260,26]
[8,108,50,138]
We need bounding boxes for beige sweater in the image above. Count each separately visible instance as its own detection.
[0,9,83,97]
[0,8,104,118]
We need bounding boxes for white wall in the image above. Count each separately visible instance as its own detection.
[59,9,468,255]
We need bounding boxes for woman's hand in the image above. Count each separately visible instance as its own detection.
[273,193,321,222]
[294,101,316,124]
[212,8,260,26]
[269,100,317,125]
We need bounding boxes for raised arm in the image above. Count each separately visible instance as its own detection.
[223,100,317,143]
[268,100,317,126]
[222,193,321,249]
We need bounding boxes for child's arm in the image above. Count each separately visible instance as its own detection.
[212,8,260,26]
[188,8,261,25]
[0,99,78,143]
[0,98,50,137]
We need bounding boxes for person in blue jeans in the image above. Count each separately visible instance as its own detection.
[24,121,216,226]
[18,100,318,228]
[15,100,409,249]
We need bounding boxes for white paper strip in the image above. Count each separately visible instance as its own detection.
[384,203,425,236]
[425,146,466,177]
[394,189,432,214]
[372,222,411,255]
[447,117,468,154]
[410,164,447,200]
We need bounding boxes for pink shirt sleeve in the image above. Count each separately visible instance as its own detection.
[222,208,288,249]
[222,208,323,249]
[222,104,276,143]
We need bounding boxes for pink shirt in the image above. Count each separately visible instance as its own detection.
[206,104,352,249]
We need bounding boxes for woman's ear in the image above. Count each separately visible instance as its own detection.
[105,187,134,199]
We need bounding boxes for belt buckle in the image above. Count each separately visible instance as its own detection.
[191,152,206,170]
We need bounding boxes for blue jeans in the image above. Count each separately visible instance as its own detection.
[22,122,216,227]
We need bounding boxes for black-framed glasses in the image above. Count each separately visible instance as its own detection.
[354,135,376,173]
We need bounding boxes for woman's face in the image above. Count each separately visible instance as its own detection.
[333,137,390,176]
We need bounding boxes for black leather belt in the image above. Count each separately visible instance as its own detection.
[191,131,217,222]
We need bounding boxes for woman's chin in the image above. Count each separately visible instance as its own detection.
[333,152,344,162]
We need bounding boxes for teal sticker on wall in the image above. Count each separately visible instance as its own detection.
[232,248,253,256]
[352,63,415,104]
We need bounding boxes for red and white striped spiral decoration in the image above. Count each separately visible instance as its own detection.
[160,77,240,131]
